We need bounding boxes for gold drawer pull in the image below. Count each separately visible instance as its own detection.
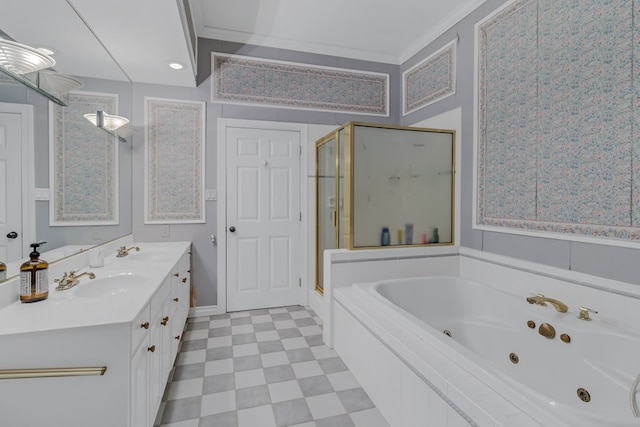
[161,316,169,326]
[173,273,179,277]
[181,277,187,283]
[140,322,150,329]
[147,345,156,352]
[173,297,179,302]
[174,335,181,340]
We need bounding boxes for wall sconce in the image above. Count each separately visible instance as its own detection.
[84,111,133,142]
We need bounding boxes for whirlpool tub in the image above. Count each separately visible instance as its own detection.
[333,275,640,426]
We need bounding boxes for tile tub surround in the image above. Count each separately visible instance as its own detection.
[154,306,389,427]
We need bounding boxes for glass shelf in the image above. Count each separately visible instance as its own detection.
[0,64,71,106]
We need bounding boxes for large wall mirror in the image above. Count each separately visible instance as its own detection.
[0,1,133,279]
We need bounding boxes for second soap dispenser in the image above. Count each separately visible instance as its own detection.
[19,241,49,303]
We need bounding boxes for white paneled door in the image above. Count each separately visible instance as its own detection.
[226,127,301,312]
[0,112,24,262]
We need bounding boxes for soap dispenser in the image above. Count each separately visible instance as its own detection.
[19,241,49,303]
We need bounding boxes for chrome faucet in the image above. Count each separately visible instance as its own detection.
[116,246,140,258]
[526,294,569,313]
[54,271,96,291]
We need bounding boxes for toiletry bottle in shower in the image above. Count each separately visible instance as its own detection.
[0,261,5,281]
[433,228,439,243]
[381,227,390,246]
[19,241,49,303]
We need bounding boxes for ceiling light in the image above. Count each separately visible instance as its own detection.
[84,111,129,131]
[36,47,55,56]
[168,62,184,70]
[0,39,55,75]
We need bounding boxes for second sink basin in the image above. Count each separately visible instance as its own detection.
[74,274,148,298]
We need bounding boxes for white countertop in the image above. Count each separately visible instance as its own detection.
[0,241,190,337]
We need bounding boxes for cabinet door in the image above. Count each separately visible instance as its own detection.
[161,299,173,385]
[148,310,163,417]
[131,335,150,427]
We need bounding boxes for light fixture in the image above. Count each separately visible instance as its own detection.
[27,71,83,97]
[0,39,55,75]
[84,111,129,131]
[168,61,184,70]
[36,47,55,56]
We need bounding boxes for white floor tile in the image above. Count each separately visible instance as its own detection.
[164,378,204,401]
[326,371,360,392]
[210,318,231,328]
[298,325,323,336]
[289,311,311,319]
[256,330,280,342]
[238,404,277,427]
[182,329,209,341]
[261,351,289,367]
[232,324,254,334]
[282,337,309,350]
[350,408,390,427]
[204,359,234,376]
[200,390,236,417]
[251,314,273,324]
[230,311,251,318]
[159,419,200,427]
[268,380,304,403]
[235,368,266,389]
[292,361,324,379]
[233,343,259,357]
[306,393,346,419]
[274,320,297,329]
[311,346,338,360]
[207,336,232,348]
[269,307,288,314]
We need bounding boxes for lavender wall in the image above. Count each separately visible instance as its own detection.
[401,0,640,286]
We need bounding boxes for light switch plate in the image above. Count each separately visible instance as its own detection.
[205,189,217,201]
[34,188,50,201]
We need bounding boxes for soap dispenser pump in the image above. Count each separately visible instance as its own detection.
[19,241,49,303]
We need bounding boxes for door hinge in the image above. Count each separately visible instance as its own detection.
[300,212,302,221]
[299,278,302,287]
[299,145,302,156]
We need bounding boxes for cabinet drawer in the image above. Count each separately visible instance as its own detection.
[131,305,150,350]
[150,278,171,319]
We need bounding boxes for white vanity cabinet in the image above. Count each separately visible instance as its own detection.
[0,241,192,427]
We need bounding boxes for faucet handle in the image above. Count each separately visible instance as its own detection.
[578,307,598,321]
[526,294,546,306]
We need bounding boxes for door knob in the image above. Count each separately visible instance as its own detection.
[6,231,17,239]
[229,226,236,232]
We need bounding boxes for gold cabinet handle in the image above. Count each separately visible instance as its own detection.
[140,322,150,329]
[173,273,179,277]
[174,335,180,340]
[161,316,169,326]
[187,270,191,273]
[181,277,187,283]
[173,297,179,302]
[147,345,156,352]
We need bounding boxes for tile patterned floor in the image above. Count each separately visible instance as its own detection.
[154,306,390,427]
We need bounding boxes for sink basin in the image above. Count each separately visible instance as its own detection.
[74,274,148,298]
[125,250,174,263]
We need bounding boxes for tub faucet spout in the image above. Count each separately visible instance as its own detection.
[526,294,568,313]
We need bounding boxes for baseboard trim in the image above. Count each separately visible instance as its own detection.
[188,305,223,318]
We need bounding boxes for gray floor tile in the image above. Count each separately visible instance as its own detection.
[286,348,315,363]
[231,316,253,326]
[337,388,375,412]
[210,313,231,320]
[264,364,296,384]
[236,384,271,409]
[315,414,356,427]
[199,410,238,427]
[271,313,293,321]
[258,340,286,354]
[160,396,202,424]
[318,357,348,374]
[234,354,263,371]
[304,334,325,347]
[278,328,303,339]
[186,321,209,331]
[249,308,270,315]
[203,372,235,394]
[172,363,205,381]
[298,375,335,397]
[287,306,306,312]
[209,326,232,337]
[232,332,257,345]
[180,339,208,352]
[254,322,276,332]
[272,398,313,427]
[294,317,317,327]
[205,346,233,361]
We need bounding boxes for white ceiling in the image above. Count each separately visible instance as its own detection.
[1,0,483,88]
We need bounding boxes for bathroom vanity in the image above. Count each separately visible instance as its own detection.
[0,238,191,427]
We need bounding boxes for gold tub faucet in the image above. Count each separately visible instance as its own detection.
[526,294,569,313]
[116,246,140,257]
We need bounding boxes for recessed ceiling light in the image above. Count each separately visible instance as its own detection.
[168,62,184,70]
[36,47,55,56]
